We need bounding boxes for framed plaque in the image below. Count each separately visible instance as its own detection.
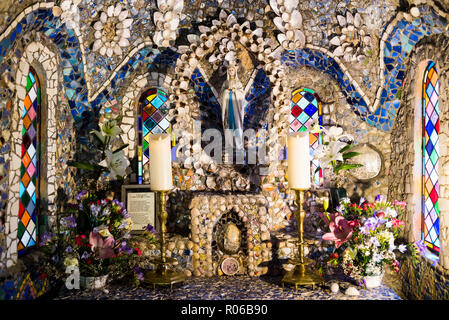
[121,185,157,232]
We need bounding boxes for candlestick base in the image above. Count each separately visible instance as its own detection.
[281,188,324,290]
[281,263,325,290]
[144,269,186,290]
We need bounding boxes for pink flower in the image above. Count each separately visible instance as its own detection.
[322,216,354,248]
[394,200,407,209]
[89,231,115,259]
[318,211,337,226]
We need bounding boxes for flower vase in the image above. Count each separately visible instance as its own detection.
[362,273,384,289]
[80,274,108,290]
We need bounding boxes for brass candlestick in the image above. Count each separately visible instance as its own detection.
[144,190,185,289]
[281,189,324,290]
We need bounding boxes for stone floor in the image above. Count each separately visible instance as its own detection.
[55,275,401,300]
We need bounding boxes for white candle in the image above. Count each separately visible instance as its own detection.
[148,133,173,191]
[287,132,311,189]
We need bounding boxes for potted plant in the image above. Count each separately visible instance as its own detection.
[319,195,409,288]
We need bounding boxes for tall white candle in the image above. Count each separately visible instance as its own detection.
[148,133,173,191]
[287,131,311,189]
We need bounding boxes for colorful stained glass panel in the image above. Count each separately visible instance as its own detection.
[18,67,40,254]
[422,61,440,254]
[290,88,323,185]
[137,88,171,184]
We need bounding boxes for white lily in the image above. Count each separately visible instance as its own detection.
[99,150,129,179]
[321,126,355,142]
[314,140,347,167]
[101,120,121,138]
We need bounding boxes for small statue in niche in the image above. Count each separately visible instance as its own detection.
[219,59,245,161]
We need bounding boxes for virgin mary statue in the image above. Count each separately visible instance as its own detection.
[219,62,245,159]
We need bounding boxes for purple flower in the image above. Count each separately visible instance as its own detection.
[375,194,385,202]
[39,231,54,247]
[118,241,133,255]
[90,204,101,217]
[414,240,426,253]
[61,215,77,229]
[81,251,90,260]
[76,190,88,201]
[134,267,144,281]
[65,246,73,253]
[144,224,157,236]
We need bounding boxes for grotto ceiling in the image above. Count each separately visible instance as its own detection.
[0,0,448,132]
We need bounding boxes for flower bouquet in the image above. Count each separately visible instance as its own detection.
[320,195,408,287]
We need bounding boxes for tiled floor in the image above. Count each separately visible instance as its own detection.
[55,275,401,300]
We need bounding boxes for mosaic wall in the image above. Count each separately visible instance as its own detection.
[0,0,449,298]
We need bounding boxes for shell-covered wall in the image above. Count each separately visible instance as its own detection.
[0,0,449,298]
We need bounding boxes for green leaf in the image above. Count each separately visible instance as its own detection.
[67,161,97,171]
[112,144,129,154]
[335,163,363,174]
[342,151,360,160]
[91,130,106,145]
[338,144,352,153]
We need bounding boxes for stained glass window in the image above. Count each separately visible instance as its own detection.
[18,67,40,254]
[422,61,440,254]
[289,88,323,185]
[137,88,171,184]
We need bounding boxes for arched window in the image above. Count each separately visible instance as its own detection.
[289,88,323,185]
[422,61,440,254]
[18,67,41,254]
[137,87,171,184]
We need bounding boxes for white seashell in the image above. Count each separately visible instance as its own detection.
[273,17,285,32]
[154,11,164,23]
[99,46,106,56]
[195,47,205,57]
[114,3,122,17]
[294,30,305,47]
[290,10,302,28]
[330,282,339,293]
[157,0,167,11]
[92,39,102,52]
[269,0,280,15]
[354,12,362,28]
[100,11,108,24]
[227,41,235,51]
[118,37,130,47]
[277,33,287,44]
[219,9,228,21]
[208,55,217,63]
[106,47,113,57]
[178,45,189,53]
[121,18,133,28]
[410,6,420,17]
[284,0,298,12]
[173,0,184,14]
[113,45,123,56]
[286,30,294,40]
[94,30,102,39]
[345,286,360,296]
[187,34,199,43]
[153,31,164,46]
[337,15,346,26]
[118,9,128,21]
[333,46,344,56]
[252,28,263,38]
[226,14,237,27]
[93,21,103,31]
[107,5,114,17]
[198,25,210,34]
[281,12,291,23]
[346,11,354,25]
[329,35,341,46]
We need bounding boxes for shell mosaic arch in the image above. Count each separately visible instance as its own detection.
[422,60,440,254]
[17,67,40,254]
